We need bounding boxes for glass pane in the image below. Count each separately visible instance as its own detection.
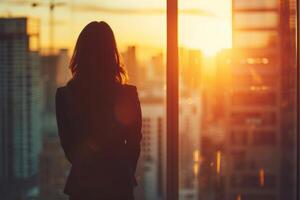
[0,1,166,200]
[178,1,232,200]
[180,1,297,200]
[0,0,298,200]
[234,12,278,29]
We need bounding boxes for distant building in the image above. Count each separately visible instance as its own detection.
[278,0,297,199]
[148,53,165,83]
[0,17,42,199]
[219,0,297,199]
[137,87,202,200]
[38,50,71,200]
[55,49,71,87]
[219,48,281,200]
[179,48,202,90]
[40,49,70,135]
[122,46,140,86]
[198,56,226,200]
[137,93,166,200]
[179,93,202,200]
[41,54,59,116]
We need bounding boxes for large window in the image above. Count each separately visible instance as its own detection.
[0,0,298,200]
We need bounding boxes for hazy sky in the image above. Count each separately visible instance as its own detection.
[1,0,232,55]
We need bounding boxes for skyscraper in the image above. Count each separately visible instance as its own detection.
[39,50,71,200]
[122,46,140,86]
[138,94,166,200]
[137,85,202,200]
[179,48,202,90]
[220,0,297,200]
[179,93,202,200]
[0,17,42,199]
[278,1,297,199]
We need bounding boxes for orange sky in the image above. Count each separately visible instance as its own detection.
[1,0,232,55]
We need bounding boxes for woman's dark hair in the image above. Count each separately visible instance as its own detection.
[68,22,127,136]
[69,21,127,86]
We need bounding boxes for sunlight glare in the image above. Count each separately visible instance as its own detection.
[179,1,232,56]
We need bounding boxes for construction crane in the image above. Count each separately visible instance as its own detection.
[31,0,66,53]
[1,0,66,54]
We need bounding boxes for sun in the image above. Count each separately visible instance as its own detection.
[179,0,232,57]
[179,16,232,56]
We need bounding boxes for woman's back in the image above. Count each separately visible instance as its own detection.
[55,21,142,200]
[56,81,141,198]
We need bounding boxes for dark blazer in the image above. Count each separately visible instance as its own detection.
[55,81,142,198]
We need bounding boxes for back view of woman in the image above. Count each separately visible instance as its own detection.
[55,21,142,200]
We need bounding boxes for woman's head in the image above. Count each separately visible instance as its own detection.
[69,21,127,86]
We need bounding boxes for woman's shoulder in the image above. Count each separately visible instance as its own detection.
[115,84,139,104]
[120,84,137,91]
[118,84,138,95]
[55,87,67,109]
[56,82,74,105]
[56,86,67,99]
[56,79,75,100]
[56,86,67,93]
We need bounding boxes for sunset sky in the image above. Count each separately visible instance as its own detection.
[1,0,232,55]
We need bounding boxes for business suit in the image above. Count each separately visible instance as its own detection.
[55,80,142,200]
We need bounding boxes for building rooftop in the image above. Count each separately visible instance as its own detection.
[0,17,39,35]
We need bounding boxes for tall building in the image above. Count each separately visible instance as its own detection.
[198,80,226,200]
[55,49,71,87]
[38,50,71,200]
[179,93,202,200]
[0,17,42,199]
[41,54,60,117]
[179,48,202,90]
[40,49,70,134]
[220,48,280,200]
[137,85,202,200]
[122,46,140,86]
[220,0,297,200]
[147,53,165,83]
[137,93,166,200]
[278,0,297,199]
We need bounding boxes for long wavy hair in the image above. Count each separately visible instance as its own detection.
[68,22,127,136]
[69,21,127,89]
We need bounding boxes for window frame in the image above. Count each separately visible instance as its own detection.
[166,0,179,200]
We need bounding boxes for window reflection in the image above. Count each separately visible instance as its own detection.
[234,12,278,29]
[234,31,278,48]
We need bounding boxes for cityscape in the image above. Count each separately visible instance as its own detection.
[0,0,298,200]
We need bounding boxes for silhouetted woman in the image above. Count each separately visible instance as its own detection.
[55,21,142,200]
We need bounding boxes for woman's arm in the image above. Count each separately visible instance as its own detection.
[55,88,76,163]
[126,87,142,173]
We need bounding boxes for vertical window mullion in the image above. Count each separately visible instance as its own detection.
[166,0,179,200]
